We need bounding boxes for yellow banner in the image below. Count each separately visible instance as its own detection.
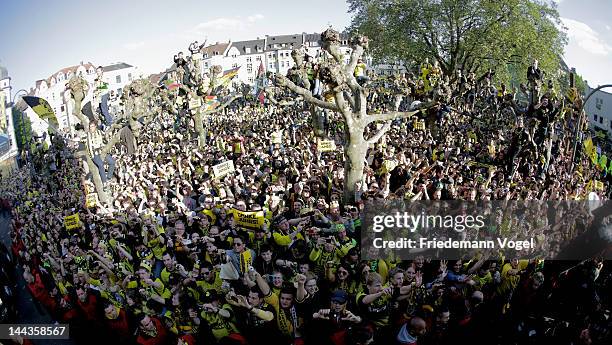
[414,119,426,130]
[231,209,265,229]
[317,140,336,152]
[64,214,81,230]
[85,193,99,208]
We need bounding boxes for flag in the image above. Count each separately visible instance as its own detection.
[599,155,608,170]
[218,66,240,87]
[252,62,267,97]
[583,136,593,153]
[163,79,181,90]
[23,96,58,127]
[203,95,220,111]
[257,90,265,105]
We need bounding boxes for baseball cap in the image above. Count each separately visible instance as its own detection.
[331,290,348,304]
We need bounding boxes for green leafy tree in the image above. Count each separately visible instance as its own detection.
[12,108,32,153]
[348,0,567,85]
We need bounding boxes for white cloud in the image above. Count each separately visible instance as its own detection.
[247,14,264,23]
[123,41,146,50]
[562,17,612,56]
[191,14,265,35]
[606,25,611,31]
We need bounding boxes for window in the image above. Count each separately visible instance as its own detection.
[245,48,251,54]
[204,53,208,58]
[255,56,261,61]
[232,63,238,68]
[600,117,603,124]
[214,51,219,56]
[247,64,253,74]
[269,63,274,69]
[246,57,252,63]
[117,88,122,94]
[116,75,122,83]
[594,115,598,121]
[61,105,65,112]
[204,62,209,68]
[280,61,284,67]
[248,77,254,83]
[128,73,132,81]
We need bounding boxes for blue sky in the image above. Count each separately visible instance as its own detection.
[1,0,611,94]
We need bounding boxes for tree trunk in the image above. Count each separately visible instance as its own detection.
[72,98,110,204]
[85,152,109,203]
[195,110,206,148]
[343,124,368,203]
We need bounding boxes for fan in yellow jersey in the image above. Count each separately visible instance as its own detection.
[252,270,304,344]
[195,290,239,341]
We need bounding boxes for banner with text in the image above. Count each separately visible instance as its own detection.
[213,160,235,179]
[231,209,265,229]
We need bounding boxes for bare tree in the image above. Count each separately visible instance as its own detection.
[272,28,431,202]
[68,75,152,204]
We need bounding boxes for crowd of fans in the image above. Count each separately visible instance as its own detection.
[1,47,611,345]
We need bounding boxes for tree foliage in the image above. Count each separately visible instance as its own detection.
[12,108,32,154]
[348,0,567,86]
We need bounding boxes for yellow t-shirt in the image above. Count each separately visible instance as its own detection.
[200,304,238,340]
[264,291,294,338]
[498,260,529,295]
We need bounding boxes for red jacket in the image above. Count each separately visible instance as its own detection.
[106,308,132,341]
[136,317,168,345]
[27,273,50,302]
[76,293,99,321]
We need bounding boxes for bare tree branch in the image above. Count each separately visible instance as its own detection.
[366,101,435,124]
[275,74,340,112]
[345,44,365,79]
[366,121,391,144]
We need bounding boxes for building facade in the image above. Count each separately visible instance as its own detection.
[23,61,137,137]
[102,62,138,96]
[198,32,370,86]
[584,85,612,141]
[25,62,97,136]
[0,65,18,170]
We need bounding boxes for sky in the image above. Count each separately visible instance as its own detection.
[1,0,611,95]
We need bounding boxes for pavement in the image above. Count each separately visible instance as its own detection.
[0,214,76,345]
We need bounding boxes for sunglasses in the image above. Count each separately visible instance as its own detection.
[234,242,243,247]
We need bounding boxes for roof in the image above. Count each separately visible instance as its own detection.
[200,42,230,57]
[304,32,350,45]
[265,34,303,51]
[231,39,266,55]
[103,62,133,72]
[148,72,164,85]
[50,63,95,80]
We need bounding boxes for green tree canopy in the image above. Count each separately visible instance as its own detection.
[12,108,32,153]
[348,0,568,85]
